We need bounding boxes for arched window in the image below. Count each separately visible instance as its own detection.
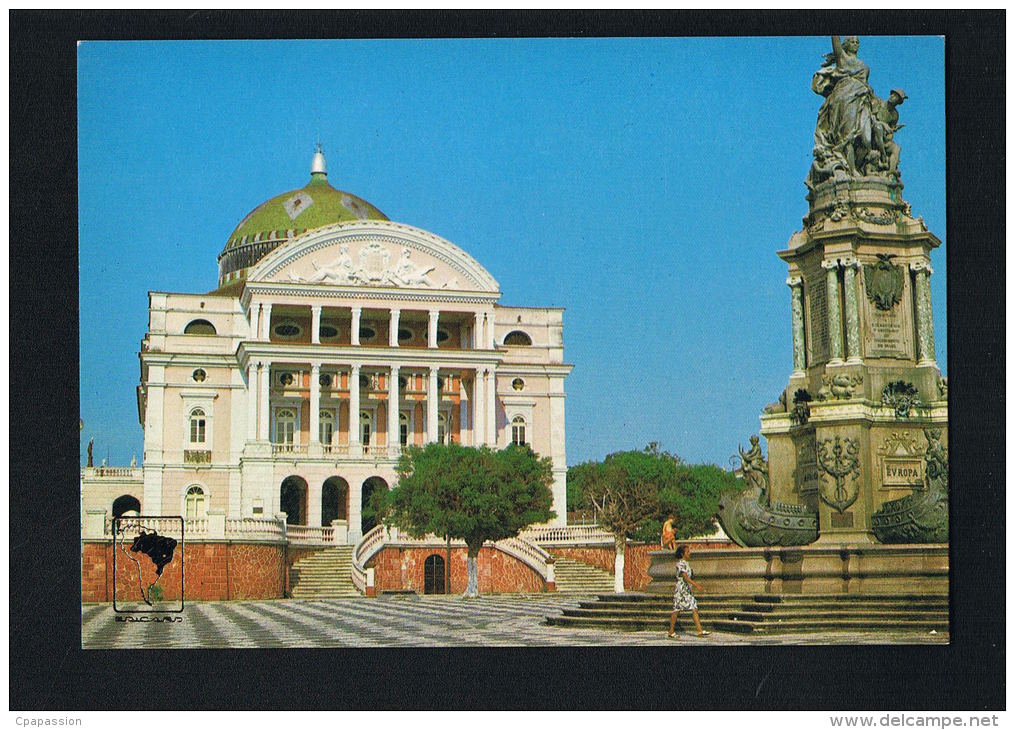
[503,330,532,346]
[399,412,409,447]
[319,410,335,449]
[185,485,206,520]
[112,494,141,518]
[184,319,217,335]
[511,415,527,446]
[275,408,297,445]
[437,413,448,445]
[359,410,372,447]
[189,408,206,444]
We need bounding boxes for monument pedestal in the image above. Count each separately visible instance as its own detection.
[646,544,948,595]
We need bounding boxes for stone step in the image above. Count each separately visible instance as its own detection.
[290,547,361,599]
[547,614,949,633]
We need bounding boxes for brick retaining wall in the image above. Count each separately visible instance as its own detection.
[81,541,286,602]
[370,545,545,594]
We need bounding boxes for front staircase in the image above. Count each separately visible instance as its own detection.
[290,546,360,599]
[551,557,616,595]
[546,593,949,634]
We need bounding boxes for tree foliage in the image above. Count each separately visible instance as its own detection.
[385,442,555,554]
[568,444,738,545]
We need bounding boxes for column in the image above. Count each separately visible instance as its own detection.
[348,481,363,543]
[459,377,470,446]
[350,307,362,346]
[427,367,439,443]
[474,312,483,350]
[260,303,273,341]
[842,259,862,363]
[912,262,937,365]
[311,305,322,345]
[388,364,400,454]
[473,372,485,446]
[246,361,258,441]
[485,366,497,446]
[787,277,806,376]
[428,310,440,349]
[307,481,322,528]
[309,363,321,445]
[822,260,844,364]
[389,309,400,347]
[249,303,260,341]
[349,364,361,454]
[258,361,270,441]
[486,312,496,349]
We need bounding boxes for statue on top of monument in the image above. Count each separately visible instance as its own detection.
[808,35,907,188]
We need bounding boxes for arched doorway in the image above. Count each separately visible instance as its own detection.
[322,477,349,526]
[360,476,389,534]
[423,554,446,594]
[280,476,308,525]
[112,494,141,518]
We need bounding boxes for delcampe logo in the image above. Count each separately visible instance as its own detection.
[113,516,185,613]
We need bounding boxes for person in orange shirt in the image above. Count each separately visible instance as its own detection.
[660,514,677,551]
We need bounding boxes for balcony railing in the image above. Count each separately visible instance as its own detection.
[520,524,616,546]
[272,443,308,456]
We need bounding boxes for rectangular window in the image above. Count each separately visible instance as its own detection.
[191,418,206,443]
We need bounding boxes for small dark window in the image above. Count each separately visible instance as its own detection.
[398,328,413,342]
[504,331,532,346]
[184,319,216,335]
[436,329,450,343]
[279,372,294,387]
[274,322,301,338]
[319,373,333,388]
[398,376,408,389]
[359,374,370,388]
[512,378,524,391]
[359,326,376,341]
[437,376,446,392]
[319,324,339,339]
[192,369,207,383]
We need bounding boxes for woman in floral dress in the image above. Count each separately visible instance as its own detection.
[668,544,710,638]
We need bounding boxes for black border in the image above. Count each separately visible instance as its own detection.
[10,10,1004,711]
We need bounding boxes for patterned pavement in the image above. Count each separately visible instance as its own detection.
[81,595,949,648]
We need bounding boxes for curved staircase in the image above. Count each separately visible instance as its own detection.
[290,546,360,599]
[551,557,615,595]
[545,593,949,634]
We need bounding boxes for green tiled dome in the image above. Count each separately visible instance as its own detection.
[224,174,388,249]
[216,149,388,288]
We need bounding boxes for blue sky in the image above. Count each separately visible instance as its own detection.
[78,36,946,468]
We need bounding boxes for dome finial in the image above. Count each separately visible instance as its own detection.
[311,143,327,178]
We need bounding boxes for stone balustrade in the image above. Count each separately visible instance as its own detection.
[520,524,615,546]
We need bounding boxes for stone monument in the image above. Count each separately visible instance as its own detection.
[656,37,948,594]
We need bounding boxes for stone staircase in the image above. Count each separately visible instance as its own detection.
[289,546,360,599]
[551,557,616,595]
[545,593,949,634]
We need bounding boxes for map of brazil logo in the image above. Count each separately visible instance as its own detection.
[113,516,185,612]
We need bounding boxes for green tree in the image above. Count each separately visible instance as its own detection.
[570,449,679,592]
[384,442,555,597]
[570,446,737,591]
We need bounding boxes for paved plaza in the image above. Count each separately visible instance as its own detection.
[81,594,949,648]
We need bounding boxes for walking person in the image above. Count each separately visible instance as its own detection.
[668,544,710,638]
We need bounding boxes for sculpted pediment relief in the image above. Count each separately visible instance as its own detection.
[250,223,498,293]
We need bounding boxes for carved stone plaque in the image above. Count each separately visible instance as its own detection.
[862,277,913,359]
[830,512,854,528]
[806,273,829,364]
[882,458,924,487]
[876,432,925,491]
[795,435,819,495]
